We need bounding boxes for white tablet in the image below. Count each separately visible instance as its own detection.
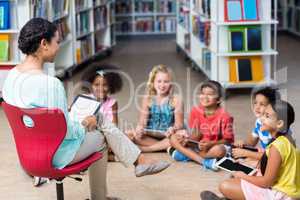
[69,95,101,123]
[215,157,257,176]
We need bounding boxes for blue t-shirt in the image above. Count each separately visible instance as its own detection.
[2,68,85,169]
[252,118,272,149]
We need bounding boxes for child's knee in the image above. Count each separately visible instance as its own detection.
[212,144,226,157]
[219,180,230,194]
[170,133,185,147]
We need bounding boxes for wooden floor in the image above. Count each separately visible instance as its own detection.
[0,34,299,200]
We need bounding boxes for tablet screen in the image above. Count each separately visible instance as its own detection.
[218,159,254,174]
[69,95,101,123]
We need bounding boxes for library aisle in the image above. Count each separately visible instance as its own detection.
[1,33,299,200]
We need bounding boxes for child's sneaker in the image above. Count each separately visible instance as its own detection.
[168,147,191,162]
[202,158,219,171]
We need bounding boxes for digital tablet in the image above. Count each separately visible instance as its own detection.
[215,157,257,175]
[69,95,102,123]
[186,139,200,149]
[144,129,166,139]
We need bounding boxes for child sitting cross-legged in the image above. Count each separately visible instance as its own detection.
[201,100,300,200]
[169,80,234,171]
[232,86,282,161]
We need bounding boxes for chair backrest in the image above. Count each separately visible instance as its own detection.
[2,102,67,177]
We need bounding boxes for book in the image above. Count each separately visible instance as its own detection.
[237,58,252,81]
[230,31,244,51]
[247,26,262,51]
[0,0,10,29]
[243,0,258,20]
[0,34,9,61]
[226,0,242,21]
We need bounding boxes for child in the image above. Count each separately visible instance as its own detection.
[217,100,300,200]
[169,80,234,171]
[126,64,184,152]
[81,63,122,161]
[232,86,281,161]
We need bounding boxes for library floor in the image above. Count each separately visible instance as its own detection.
[1,33,300,200]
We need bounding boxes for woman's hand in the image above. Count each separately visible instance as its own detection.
[232,148,249,158]
[82,116,97,132]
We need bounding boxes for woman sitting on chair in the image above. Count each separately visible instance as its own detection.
[2,18,170,193]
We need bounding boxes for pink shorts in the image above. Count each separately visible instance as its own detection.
[241,179,297,200]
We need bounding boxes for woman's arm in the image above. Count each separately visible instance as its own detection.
[234,145,282,188]
[112,101,118,126]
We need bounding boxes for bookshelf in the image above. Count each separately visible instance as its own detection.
[115,0,177,35]
[74,0,115,65]
[176,0,278,89]
[0,0,22,98]
[276,0,300,36]
[0,0,115,98]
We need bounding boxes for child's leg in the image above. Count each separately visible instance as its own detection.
[219,178,245,200]
[170,132,202,164]
[199,144,227,159]
[139,137,170,152]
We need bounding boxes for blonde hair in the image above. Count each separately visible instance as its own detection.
[146,64,172,96]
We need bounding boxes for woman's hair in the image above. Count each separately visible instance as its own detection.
[146,64,172,96]
[252,86,281,104]
[200,80,224,102]
[260,100,295,175]
[81,63,123,94]
[18,18,57,55]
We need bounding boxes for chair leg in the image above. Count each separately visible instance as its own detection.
[56,181,64,200]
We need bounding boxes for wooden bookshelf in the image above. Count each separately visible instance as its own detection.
[176,0,278,89]
[115,0,177,36]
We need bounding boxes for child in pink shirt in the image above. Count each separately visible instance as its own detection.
[169,80,234,171]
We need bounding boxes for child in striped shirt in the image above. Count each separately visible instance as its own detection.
[232,86,281,160]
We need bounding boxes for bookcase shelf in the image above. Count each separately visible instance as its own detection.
[276,0,300,36]
[115,0,177,36]
[176,0,278,89]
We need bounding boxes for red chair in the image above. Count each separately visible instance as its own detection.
[2,102,102,200]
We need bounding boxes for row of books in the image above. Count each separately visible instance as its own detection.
[75,0,90,12]
[116,17,176,33]
[157,0,176,13]
[0,1,10,30]
[135,1,154,13]
[116,21,133,33]
[192,15,210,46]
[155,17,176,32]
[54,18,70,41]
[178,6,190,30]
[76,12,90,37]
[115,1,132,14]
[93,0,109,6]
[94,5,109,31]
[115,0,176,14]
[76,37,93,63]
[31,0,49,19]
[51,0,69,19]
[193,0,211,17]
